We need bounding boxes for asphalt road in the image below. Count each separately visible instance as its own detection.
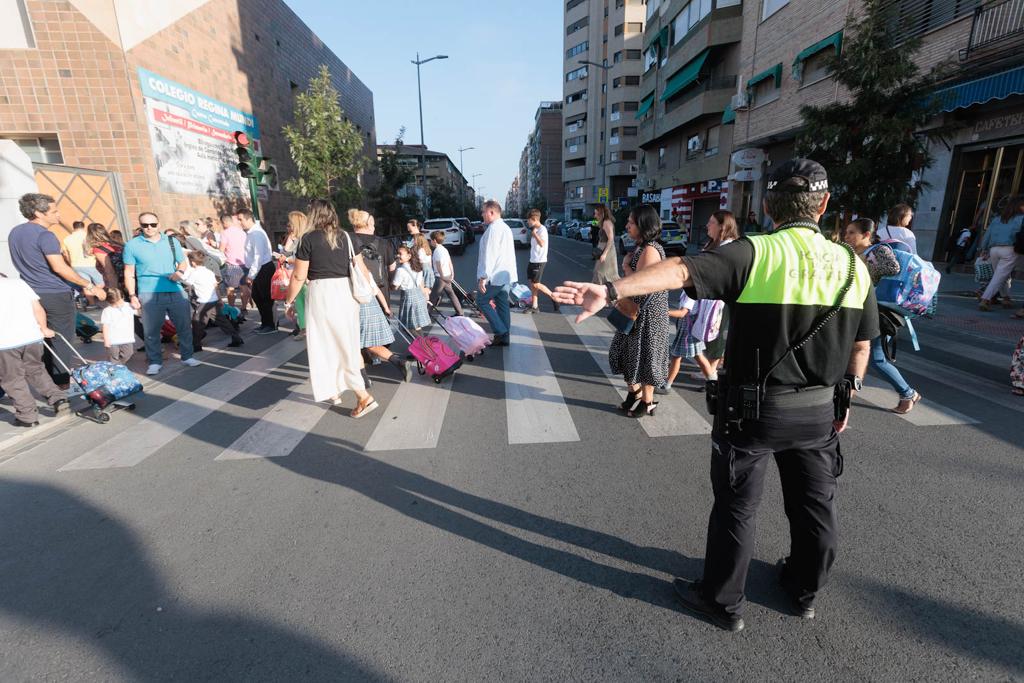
[0,235,1022,681]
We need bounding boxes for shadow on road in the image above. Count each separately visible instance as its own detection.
[0,478,386,681]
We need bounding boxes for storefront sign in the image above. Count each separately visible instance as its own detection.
[728,168,762,182]
[670,179,731,223]
[972,110,1024,136]
[138,68,261,197]
[731,148,766,168]
[641,191,662,204]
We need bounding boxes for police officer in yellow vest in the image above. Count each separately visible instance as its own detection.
[554,159,878,632]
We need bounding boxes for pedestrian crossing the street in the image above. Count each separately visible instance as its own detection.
[9,307,1017,473]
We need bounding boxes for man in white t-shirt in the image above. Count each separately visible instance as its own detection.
[0,276,69,427]
[172,252,243,351]
[878,203,918,255]
[526,209,559,313]
[428,231,464,316]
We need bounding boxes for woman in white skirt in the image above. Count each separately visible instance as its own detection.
[284,199,378,419]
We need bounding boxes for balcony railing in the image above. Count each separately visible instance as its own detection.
[962,0,1024,60]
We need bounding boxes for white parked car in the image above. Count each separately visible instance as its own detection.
[422,218,466,255]
[505,218,530,248]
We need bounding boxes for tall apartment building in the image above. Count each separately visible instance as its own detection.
[506,176,521,216]
[0,0,375,247]
[518,146,530,214]
[729,0,1014,260]
[562,0,647,219]
[635,0,743,244]
[528,101,565,219]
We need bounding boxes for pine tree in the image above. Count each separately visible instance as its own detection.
[796,0,950,222]
[282,65,366,209]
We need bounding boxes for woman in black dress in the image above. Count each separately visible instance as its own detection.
[608,205,670,417]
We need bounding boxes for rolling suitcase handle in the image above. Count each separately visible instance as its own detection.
[41,332,93,396]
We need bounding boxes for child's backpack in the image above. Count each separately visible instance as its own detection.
[865,240,940,318]
[691,299,725,343]
[509,282,533,309]
[95,244,125,287]
[359,240,387,290]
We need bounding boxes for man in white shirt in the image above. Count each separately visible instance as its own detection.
[429,231,464,316]
[238,208,277,334]
[476,200,518,346]
[525,208,559,314]
[878,203,918,255]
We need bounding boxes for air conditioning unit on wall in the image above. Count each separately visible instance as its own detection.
[731,91,750,111]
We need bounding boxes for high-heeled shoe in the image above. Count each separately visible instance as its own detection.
[618,390,642,412]
[628,400,659,418]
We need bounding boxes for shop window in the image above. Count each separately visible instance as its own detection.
[1,0,35,49]
[4,136,62,163]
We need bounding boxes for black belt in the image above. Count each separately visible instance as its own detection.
[762,385,834,407]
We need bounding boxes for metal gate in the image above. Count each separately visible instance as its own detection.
[31,163,130,239]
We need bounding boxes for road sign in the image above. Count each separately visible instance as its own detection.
[598,186,609,202]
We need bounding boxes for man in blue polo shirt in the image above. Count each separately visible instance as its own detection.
[123,212,200,376]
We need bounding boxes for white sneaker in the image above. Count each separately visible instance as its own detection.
[146,364,162,376]
[181,358,201,367]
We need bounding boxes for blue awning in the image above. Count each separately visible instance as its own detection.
[933,65,1024,113]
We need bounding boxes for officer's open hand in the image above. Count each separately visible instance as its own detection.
[552,281,607,323]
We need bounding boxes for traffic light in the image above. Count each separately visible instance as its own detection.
[234,131,259,179]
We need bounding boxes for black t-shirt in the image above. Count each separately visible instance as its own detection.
[685,229,879,389]
[295,230,350,280]
[349,232,395,290]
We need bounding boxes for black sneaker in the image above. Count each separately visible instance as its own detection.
[672,578,745,632]
[777,558,815,619]
[254,325,277,335]
[13,419,39,428]
[50,398,70,415]
[228,338,244,348]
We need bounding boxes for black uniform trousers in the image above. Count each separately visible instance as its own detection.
[249,261,277,328]
[703,394,843,616]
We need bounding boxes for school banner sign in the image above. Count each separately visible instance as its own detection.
[138,68,261,197]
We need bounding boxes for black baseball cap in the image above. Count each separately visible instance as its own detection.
[766,158,829,193]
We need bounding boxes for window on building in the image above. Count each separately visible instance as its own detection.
[658,146,666,168]
[566,89,588,104]
[567,16,589,35]
[567,41,589,59]
[1,0,35,48]
[614,23,625,36]
[626,49,642,60]
[613,50,623,63]
[610,127,620,136]
[647,0,661,20]
[621,150,637,160]
[616,0,625,7]
[763,0,789,20]
[565,135,588,147]
[566,0,586,10]
[566,158,586,169]
[566,66,588,82]
[750,67,782,106]
[623,101,639,111]
[644,46,658,72]
[801,49,834,84]
[622,126,638,136]
[705,124,720,156]
[4,136,62,163]
[887,0,981,41]
[626,22,643,33]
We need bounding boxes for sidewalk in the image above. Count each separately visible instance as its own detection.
[926,272,1024,342]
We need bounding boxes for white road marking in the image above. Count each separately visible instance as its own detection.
[567,311,712,438]
[365,325,455,451]
[504,312,579,444]
[857,377,979,426]
[216,382,327,460]
[60,339,303,470]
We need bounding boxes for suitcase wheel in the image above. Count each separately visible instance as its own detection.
[433,377,441,384]
[98,411,110,424]
[466,354,474,362]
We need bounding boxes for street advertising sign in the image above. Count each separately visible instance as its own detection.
[641,191,662,204]
[138,68,261,197]
[731,148,766,168]
[728,168,762,182]
[598,186,609,202]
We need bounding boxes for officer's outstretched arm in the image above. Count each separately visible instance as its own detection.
[616,256,691,299]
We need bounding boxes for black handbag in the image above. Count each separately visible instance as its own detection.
[877,307,906,361]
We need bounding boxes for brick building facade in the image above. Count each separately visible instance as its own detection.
[1,0,375,240]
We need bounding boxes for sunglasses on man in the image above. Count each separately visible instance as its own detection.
[140,222,159,228]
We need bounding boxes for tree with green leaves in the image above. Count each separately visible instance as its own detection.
[796,0,950,221]
[427,180,461,218]
[282,65,366,209]
[527,193,549,220]
[368,129,419,235]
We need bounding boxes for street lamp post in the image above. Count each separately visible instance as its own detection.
[458,146,474,208]
[411,52,449,216]
[579,59,611,209]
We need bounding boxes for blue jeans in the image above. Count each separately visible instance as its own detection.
[139,290,194,365]
[870,337,915,399]
[479,283,511,337]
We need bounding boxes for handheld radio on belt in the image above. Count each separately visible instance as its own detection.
[706,230,857,426]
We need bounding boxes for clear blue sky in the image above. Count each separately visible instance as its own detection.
[288,0,563,207]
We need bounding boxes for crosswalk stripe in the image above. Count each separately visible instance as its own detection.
[919,335,1011,370]
[364,325,454,452]
[567,312,712,438]
[60,339,304,471]
[216,382,327,460]
[857,378,979,426]
[895,353,1024,415]
[505,312,580,444]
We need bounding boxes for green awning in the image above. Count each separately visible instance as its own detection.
[747,62,782,90]
[660,49,710,101]
[721,103,735,125]
[645,26,669,51]
[635,92,656,119]
[793,30,843,67]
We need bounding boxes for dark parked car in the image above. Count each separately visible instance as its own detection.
[455,217,475,244]
[471,221,485,234]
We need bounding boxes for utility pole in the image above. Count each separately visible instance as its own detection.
[458,146,474,208]
[411,52,449,217]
